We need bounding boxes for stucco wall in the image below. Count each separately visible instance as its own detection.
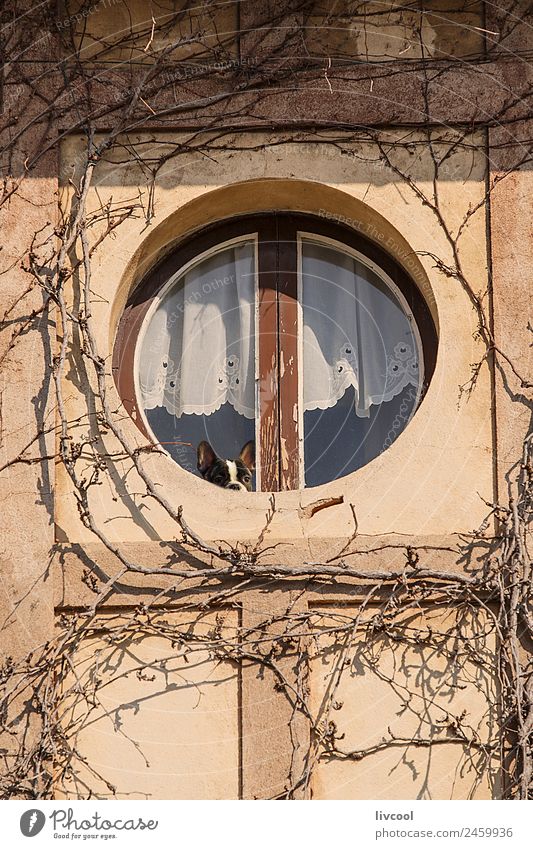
[57,610,240,800]
[310,605,499,800]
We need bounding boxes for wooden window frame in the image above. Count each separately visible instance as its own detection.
[113,212,437,492]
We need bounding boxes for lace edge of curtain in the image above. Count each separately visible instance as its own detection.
[304,373,420,418]
[142,398,256,420]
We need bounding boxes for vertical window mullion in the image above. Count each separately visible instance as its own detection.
[277,215,300,490]
[257,219,280,491]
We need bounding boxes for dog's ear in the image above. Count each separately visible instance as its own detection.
[197,441,218,475]
[239,440,255,471]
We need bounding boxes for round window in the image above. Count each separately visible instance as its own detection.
[113,213,437,491]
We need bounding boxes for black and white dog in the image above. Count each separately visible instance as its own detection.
[197,440,255,491]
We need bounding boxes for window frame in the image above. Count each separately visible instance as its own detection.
[113,212,437,492]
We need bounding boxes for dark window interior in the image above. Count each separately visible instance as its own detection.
[146,403,256,488]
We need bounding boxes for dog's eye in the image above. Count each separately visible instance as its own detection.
[242,475,251,483]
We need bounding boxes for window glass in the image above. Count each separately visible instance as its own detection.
[120,216,435,492]
[301,238,422,486]
[137,240,256,485]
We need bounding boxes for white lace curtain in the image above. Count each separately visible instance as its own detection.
[301,240,421,418]
[138,241,256,419]
[137,238,421,422]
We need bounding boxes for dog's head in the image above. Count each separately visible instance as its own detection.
[197,440,255,491]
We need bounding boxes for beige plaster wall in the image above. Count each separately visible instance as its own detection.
[310,605,500,800]
[56,131,493,544]
[57,609,240,800]
[0,144,57,671]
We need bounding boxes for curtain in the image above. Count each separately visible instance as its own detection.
[137,237,421,424]
[138,241,256,419]
[301,240,421,418]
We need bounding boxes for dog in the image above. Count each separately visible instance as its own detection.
[197,440,255,491]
